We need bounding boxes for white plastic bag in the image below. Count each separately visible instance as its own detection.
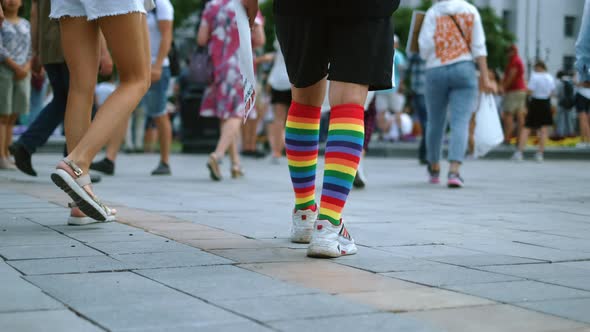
[474,94,503,158]
[232,0,256,122]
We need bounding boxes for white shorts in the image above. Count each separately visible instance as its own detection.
[375,92,406,114]
[50,0,155,21]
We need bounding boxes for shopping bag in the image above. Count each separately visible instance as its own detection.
[232,0,257,122]
[474,94,503,158]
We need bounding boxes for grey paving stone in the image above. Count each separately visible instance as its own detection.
[383,265,522,287]
[0,233,74,247]
[378,245,484,258]
[446,280,590,303]
[86,238,195,255]
[113,251,232,269]
[427,254,544,267]
[517,298,590,324]
[113,321,274,332]
[337,251,452,273]
[0,275,63,312]
[137,265,317,301]
[83,299,247,331]
[0,243,104,260]
[482,263,590,280]
[542,277,590,291]
[9,256,129,275]
[65,231,161,244]
[556,261,590,271]
[0,310,104,332]
[217,293,377,322]
[270,312,443,332]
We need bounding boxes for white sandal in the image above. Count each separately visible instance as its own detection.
[67,202,116,225]
[51,158,115,222]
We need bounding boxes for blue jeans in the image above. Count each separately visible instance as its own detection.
[412,93,427,161]
[577,0,590,82]
[143,66,171,119]
[555,107,575,137]
[17,63,69,154]
[425,61,478,164]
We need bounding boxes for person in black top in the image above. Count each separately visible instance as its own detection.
[274,0,400,258]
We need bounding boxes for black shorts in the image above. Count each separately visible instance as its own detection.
[576,93,590,113]
[271,88,292,106]
[526,98,553,129]
[274,15,394,91]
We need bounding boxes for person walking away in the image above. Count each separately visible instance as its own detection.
[408,52,428,164]
[554,71,576,139]
[9,0,112,180]
[0,0,31,170]
[512,61,555,162]
[198,0,249,181]
[375,35,407,140]
[90,0,174,176]
[502,44,528,145]
[419,0,492,188]
[49,0,153,222]
[274,0,400,257]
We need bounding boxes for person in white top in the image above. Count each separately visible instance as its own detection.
[512,61,556,162]
[418,0,491,188]
[267,40,292,163]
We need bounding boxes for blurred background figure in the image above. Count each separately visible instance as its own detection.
[512,61,555,162]
[198,0,247,181]
[408,52,428,164]
[376,34,407,141]
[502,44,527,145]
[267,39,291,164]
[419,0,491,188]
[0,0,31,170]
[575,0,590,150]
[554,70,576,140]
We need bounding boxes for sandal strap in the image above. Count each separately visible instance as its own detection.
[62,158,91,187]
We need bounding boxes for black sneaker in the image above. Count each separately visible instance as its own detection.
[9,143,37,177]
[90,173,102,184]
[151,161,171,175]
[90,158,115,175]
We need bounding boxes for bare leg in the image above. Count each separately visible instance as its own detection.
[538,126,548,153]
[242,118,257,152]
[213,118,242,159]
[449,161,461,174]
[64,13,150,172]
[517,127,531,152]
[502,112,514,143]
[105,117,129,161]
[270,103,287,158]
[579,113,590,143]
[6,114,18,157]
[144,125,157,152]
[0,116,7,158]
[154,114,171,164]
[516,109,526,143]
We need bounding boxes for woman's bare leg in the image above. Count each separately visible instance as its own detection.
[271,103,287,158]
[65,13,150,172]
[6,114,18,157]
[0,116,7,158]
[213,117,242,159]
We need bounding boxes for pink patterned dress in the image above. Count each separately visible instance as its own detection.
[199,0,244,119]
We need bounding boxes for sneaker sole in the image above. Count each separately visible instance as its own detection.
[51,170,107,222]
[447,181,463,188]
[307,244,342,258]
[290,227,313,243]
[68,215,116,226]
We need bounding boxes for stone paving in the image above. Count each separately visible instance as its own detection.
[1,153,589,332]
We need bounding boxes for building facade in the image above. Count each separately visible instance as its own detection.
[401,0,584,75]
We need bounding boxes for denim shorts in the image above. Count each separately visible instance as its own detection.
[50,0,154,20]
[142,66,171,118]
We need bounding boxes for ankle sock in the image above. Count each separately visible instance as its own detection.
[319,104,365,226]
[285,102,321,210]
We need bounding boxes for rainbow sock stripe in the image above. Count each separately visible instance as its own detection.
[319,104,365,226]
[286,102,321,210]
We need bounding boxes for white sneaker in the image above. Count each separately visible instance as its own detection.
[307,219,358,258]
[535,152,544,163]
[291,205,318,243]
[511,151,523,162]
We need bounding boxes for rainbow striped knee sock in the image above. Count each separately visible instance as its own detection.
[285,102,321,210]
[319,104,365,226]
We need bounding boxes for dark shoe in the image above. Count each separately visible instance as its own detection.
[151,161,171,176]
[9,143,37,176]
[447,172,464,188]
[207,154,222,181]
[427,164,440,184]
[241,150,266,159]
[90,158,115,175]
[90,173,102,184]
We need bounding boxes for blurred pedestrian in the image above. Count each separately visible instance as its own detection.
[49,0,153,222]
[198,0,247,181]
[267,39,291,164]
[375,34,407,140]
[575,0,590,148]
[512,61,555,162]
[275,0,399,257]
[419,0,491,188]
[554,71,576,139]
[408,52,427,164]
[90,0,174,176]
[0,0,31,170]
[468,68,499,158]
[502,44,528,144]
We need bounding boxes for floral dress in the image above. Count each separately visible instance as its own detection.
[199,0,244,119]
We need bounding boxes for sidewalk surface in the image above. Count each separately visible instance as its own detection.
[1,153,589,332]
